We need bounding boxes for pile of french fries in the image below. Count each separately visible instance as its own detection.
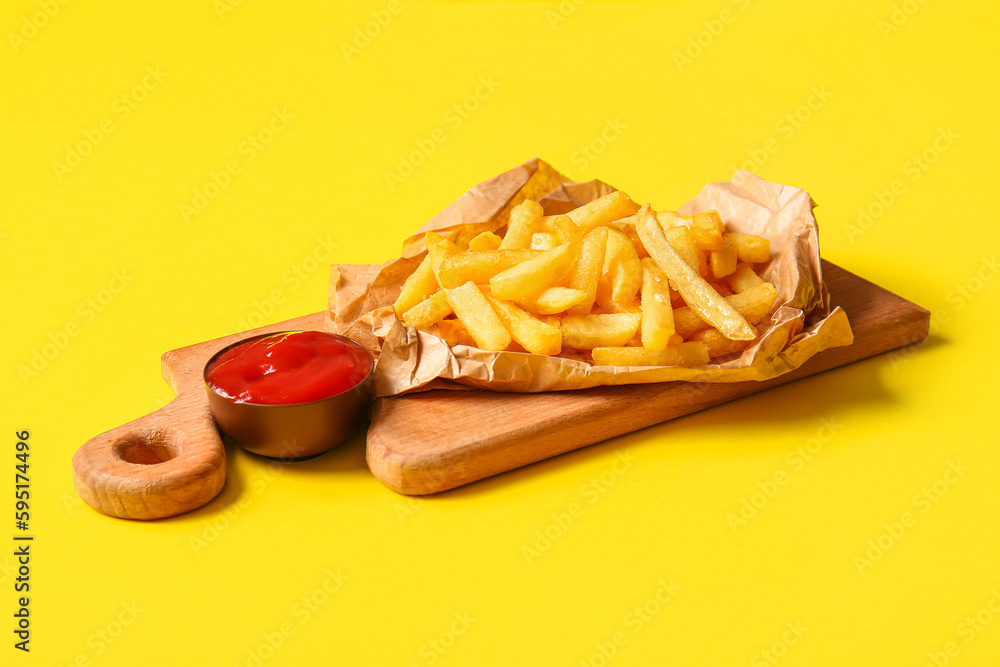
[392,191,777,367]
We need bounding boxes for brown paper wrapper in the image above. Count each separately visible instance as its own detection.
[328,158,854,397]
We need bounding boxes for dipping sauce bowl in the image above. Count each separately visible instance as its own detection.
[203,330,375,460]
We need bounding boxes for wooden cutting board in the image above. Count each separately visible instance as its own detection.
[73,260,929,519]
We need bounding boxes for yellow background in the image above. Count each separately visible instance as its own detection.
[2,1,999,665]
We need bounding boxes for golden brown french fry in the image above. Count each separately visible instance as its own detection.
[443,281,511,351]
[468,231,502,252]
[640,258,675,351]
[608,221,649,258]
[566,191,639,233]
[637,205,756,341]
[393,254,437,318]
[560,312,641,349]
[500,200,543,250]
[672,282,778,336]
[592,342,709,367]
[597,227,642,311]
[538,215,558,231]
[437,249,540,289]
[726,264,764,293]
[726,233,771,263]
[710,236,738,279]
[710,280,733,297]
[686,211,725,251]
[691,325,757,358]
[697,249,709,277]
[489,241,577,301]
[669,285,683,306]
[665,225,699,272]
[614,210,679,228]
[548,214,582,246]
[436,319,477,347]
[726,281,777,322]
[425,231,463,285]
[567,226,608,316]
[530,232,557,251]
[486,297,562,355]
[401,290,452,330]
[515,286,587,315]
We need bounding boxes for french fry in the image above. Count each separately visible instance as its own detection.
[567,226,608,316]
[468,231,502,252]
[489,241,578,301]
[709,280,733,297]
[640,258,675,351]
[541,215,573,234]
[548,214,582,246]
[686,211,725,251]
[437,249,539,289]
[608,221,649,258]
[500,200,543,250]
[726,233,771,263]
[515,286,587,315]
[393,254,437,318]
[658,210,685,228]
[443,281,511,351]
[697,249,709,277]
[691,325,757,358]
[672,282,778,336]
[637,205,756,341]
[560,312,641,349]
[425,231,463,285]
[726,264,764,293]
[726,281,777,323]
[669,285,683,306]
[597,228,642,312]
[566,191,639,233]
[614,210,680,229]
[664,225,699,272]
[406,188,780,367]
[436,319,477,347]
[401,290,452,329]
[592,342,709,367]
[530,232,557,251]
[710,236,738,279]
[487,297,562,355]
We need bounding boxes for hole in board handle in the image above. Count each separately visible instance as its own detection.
[113,434,178,465]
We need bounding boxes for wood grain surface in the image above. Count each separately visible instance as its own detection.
[366,261,930,495]
[72,261,928,518]
[72,312,326,520]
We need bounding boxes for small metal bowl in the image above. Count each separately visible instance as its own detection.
[203,331,375,460]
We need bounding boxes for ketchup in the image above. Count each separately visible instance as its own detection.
[205,331,373,405]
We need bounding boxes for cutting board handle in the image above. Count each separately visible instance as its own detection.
[72,393,226,520]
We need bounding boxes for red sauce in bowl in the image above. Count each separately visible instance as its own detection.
[205,331,373,405]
